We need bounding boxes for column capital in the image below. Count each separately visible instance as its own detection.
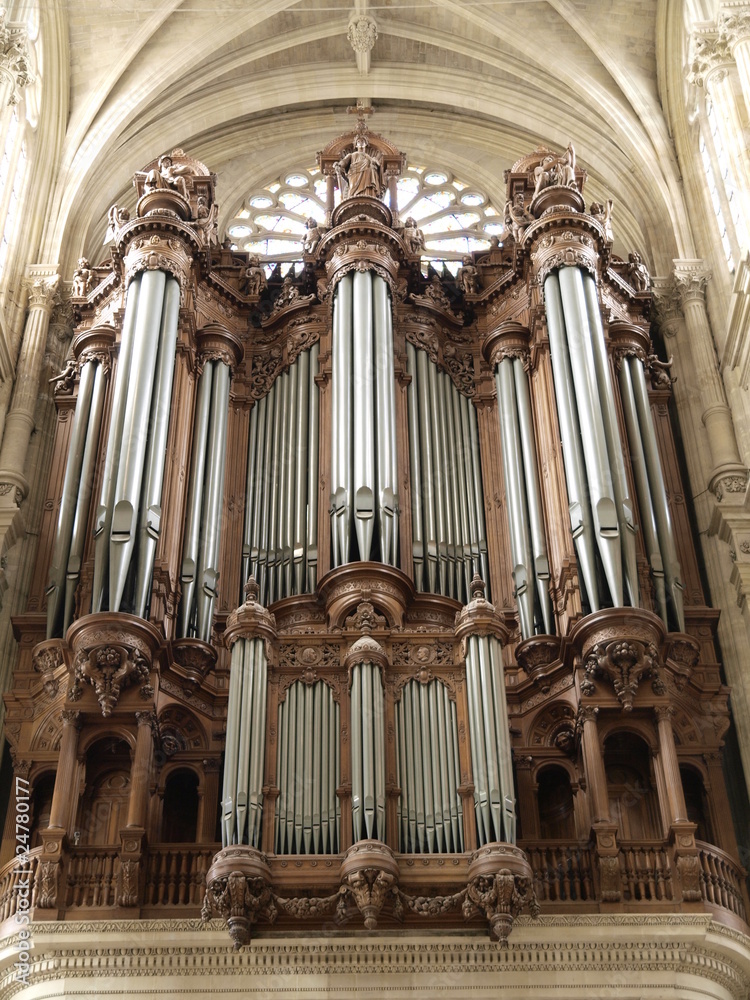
[23,266,60,313]
[673,259,712,305]
[720,3,750,49]
[650,276,682,337]
[60,709,82,729]
[688,29,735,88]
[0,9,32,107]
[654,704,676,724]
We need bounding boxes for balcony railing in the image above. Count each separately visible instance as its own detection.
[0,838,746,930]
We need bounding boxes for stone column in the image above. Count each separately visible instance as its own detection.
[125,711,155,829]
[673,260,747,500]
[0,8,31,111]
[47,710,81,832]
[0,269,59,544]
[721,3,750,124]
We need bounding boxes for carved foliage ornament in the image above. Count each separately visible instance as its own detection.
[464,869,540,944]
[68,643,154,716]
[33,643,64,698]
[0,9,32,104]
[347,14,378,54]
[582,638,662,710]
[202,873,278,949]
[123,233,193,291]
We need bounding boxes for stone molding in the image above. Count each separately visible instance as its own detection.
[2,916,749,998]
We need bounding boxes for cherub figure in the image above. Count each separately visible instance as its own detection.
[71,258,92,298]
[628,251,650,292]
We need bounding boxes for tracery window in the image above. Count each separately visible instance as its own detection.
[697,94,746,272]
[226,163,503,276]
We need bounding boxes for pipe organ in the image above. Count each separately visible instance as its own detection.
[5,127,742,949]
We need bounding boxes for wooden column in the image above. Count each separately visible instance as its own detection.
[126,711,155,829]
[48,710,82,832]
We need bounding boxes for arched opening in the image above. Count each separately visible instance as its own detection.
[29,772,55,848]
[76,738,131,846]
[537,765,576,840]
[604,732,660,840]
[160,769,199,843]
[680,765,713,844]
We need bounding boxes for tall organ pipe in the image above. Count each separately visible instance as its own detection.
[465,633,515,844]
[407,346,488,602]
[543,273,600,610]
[91,270,181,615]
[350,660,386,842]
[243,347,319,606]
[46,358,105,637]
[331,272,399,567]
[396,679,463,853]
[627,356,685,630]
[556,266,623,606]
[583,274,639,606]
[618,358,668,625]
[133,277,181,618]
[178,359,231,640]
[220,636,268,848]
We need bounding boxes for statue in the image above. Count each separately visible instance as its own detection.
[194,196,219,244]
[334,136,385,199]
[628,251,650,292]
[533,144,578,197]
[243,255,267,296]
[50,358,78,393]
[71,258,92,298]
[144,154,191,199]
[457,256,479,295]
[504,192,534,242]
[403,217,425,255]
[590,199,614,243]
[103,205,130,244]
[303,217,321,254]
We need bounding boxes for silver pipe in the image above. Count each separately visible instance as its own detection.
[301,682,313,852]
[437,372,458,599]
[92,276,141,612]
[257,383,276,601]
[243,396,260,586]
[306,342,319,591]
[280,358,298,599]
[269,371,289,603]
[235,639,253,844]
[320,682,329,852]
[293,350,310,594]
[419,681,436,850]
[466,636,490,844]
[374,274,398,565]
[629,356,685,630]
[408,680,426,851]
[429,681,446,851]
[351,664,362,842]
[450,383,472,602]
[406,343,425,590]
[427,359,449,594]
[402,685,417,850]
[246,394,265,582]
[285,681,298,851]
[276,697,287,852]
[496,361,535,637]
[477,634,502,840]
[250,639,267,847]
[196,361,230,639]
[293,669,305,850]
[618,359,668,625]
[362,662,376,838]
[395,698,405,849]
[221,640,244,846]
[179,363,213,636]
[332,277,352,566]
[63,361,107,633]
[312,681,323,852]
[488,637,516,843]
[373,666,386,839]
[133,276,180,619]
[583,274,639,606]
[353,271,376,561]
[543,273,600,610]
[335,700,341,849]
[442,373,463,601]
[441,685,460,851]
[46,359,96,637]
[466,395,488,586]
[109,269,166,611]
[558,266,623,605]
[513,358,554,633]
[416,349,438,592]
[450,699,464,851]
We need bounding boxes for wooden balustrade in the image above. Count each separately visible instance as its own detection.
[697,840,748,921]
[0,840,746,928]
[618,841,674,903]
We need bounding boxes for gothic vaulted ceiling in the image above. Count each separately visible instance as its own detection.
[39,0,690,272]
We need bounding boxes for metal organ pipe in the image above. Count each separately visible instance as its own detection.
[243,347,320,606]
[91,270,181,616]
[395,679,463,853]
[331,272,399,567]
[406,346,488,602]
[349,661,386,842]
[221,636,268,848]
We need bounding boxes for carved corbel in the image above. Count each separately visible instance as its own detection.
[463,844,539,943]
[582,638,661,711]
[68,643,153,716]
[32,640,65,698]
[202,846,276,949]
[338,840,399,929]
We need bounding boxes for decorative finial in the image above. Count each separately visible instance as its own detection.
[470,573,486,601]
[244,577,260,604]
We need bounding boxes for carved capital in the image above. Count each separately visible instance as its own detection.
[673,260,712,306]
[23,269,60,312]
[650,276,682,337]
[687,31,734,87]
[0,9,32,106]
[123,232,194,291]
[224,577,277,646]
[60,709,82,729]
[720,5,750,49]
